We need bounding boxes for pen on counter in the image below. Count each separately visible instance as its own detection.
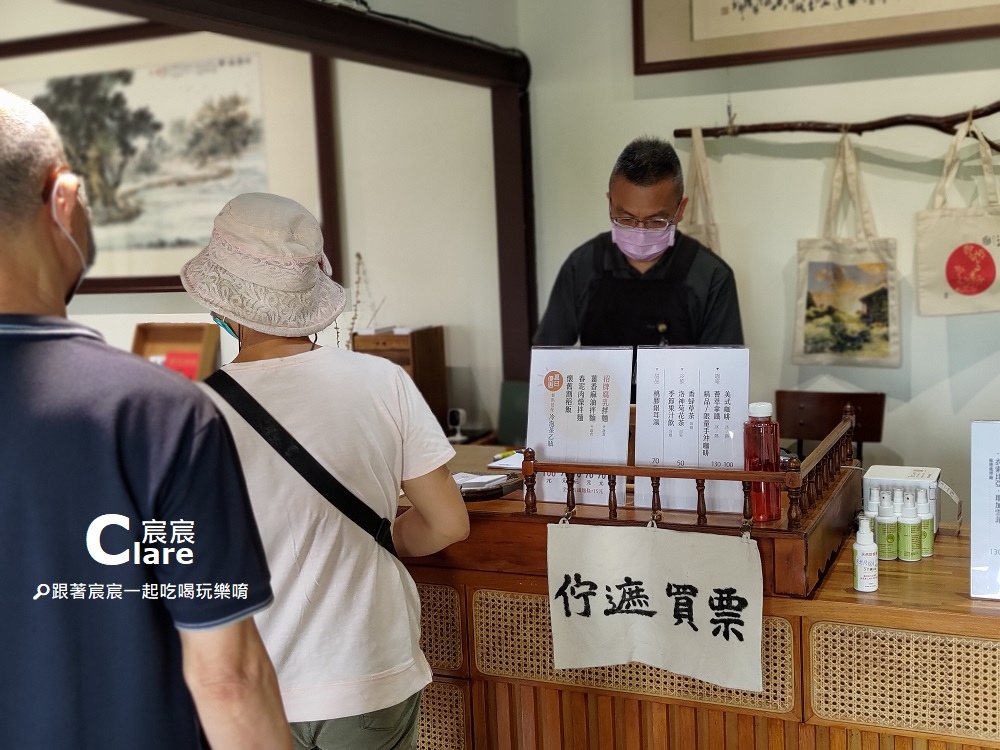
[492,449,523,461]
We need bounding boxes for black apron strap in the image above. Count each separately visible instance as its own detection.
[581,236,701,348]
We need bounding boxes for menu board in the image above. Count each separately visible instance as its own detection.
[525,348,633,505]
[633,347,749,513]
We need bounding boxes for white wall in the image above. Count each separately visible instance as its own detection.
[5,1,503,430]
[11,0,997,509]
[367,0,517,48]
[333,60,501,429]
[517,0,1000,517]
[2,0,137,41]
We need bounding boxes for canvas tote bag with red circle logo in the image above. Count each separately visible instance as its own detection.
[915,119,1000,316]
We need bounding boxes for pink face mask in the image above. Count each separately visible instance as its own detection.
[611,222,676,262]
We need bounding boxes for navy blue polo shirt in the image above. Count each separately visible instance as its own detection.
[0,315,273,749]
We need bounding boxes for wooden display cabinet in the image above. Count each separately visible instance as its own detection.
[131,323,220,381]
[352,326,448,428]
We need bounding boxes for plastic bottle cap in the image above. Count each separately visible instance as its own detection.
[917,487,931,514]
[867,487,880,513]
[748,402,772,418]
[878,495,894,515]
[857,516,874,544]
[902,496,918,518]
[892,487,903,502]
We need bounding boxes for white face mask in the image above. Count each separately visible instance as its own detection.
[50,174,97,302]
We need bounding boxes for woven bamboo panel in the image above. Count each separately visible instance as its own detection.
[417,582,463,672]
[810,621,1000,743]
[472,589,794,713]
[417,679,467,750]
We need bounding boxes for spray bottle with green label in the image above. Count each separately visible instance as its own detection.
[917,488,934,558]
[876,491,897,561]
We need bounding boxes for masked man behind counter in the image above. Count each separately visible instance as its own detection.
[534,136,744,350]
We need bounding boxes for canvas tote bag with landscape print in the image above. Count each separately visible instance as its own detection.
[683,128,722,255]
[793,135,901,367]
[915,118,1000,316]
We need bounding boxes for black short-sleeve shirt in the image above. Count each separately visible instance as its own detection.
[534,230,744,347]
[0,315,272,749]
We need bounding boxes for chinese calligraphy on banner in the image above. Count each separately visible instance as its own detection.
[633,347,749,512]
[548,523,763,691]
[526,348,633,504]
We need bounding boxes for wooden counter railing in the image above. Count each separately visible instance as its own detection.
[520,404,857,531]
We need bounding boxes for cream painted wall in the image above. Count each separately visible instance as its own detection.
[9,1,998,503]
[1,0,137,41]
[5,2,503,430]
[366,0,517,48]
[517,0,1000,516]
[333,60,501,429]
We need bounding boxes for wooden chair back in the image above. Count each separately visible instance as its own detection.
[775,390,886,463]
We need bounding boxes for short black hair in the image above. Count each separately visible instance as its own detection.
[609,136,683,192]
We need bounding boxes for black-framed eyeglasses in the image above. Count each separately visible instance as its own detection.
[610,202,680,231]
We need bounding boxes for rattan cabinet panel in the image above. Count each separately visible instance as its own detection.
[809,620,1000,744]
[417,678,469,750]
[417,582,464,673]
[471,588,796,715]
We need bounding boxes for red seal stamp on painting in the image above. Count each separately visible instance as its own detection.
[945,243,996,295]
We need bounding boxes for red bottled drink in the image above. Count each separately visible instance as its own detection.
[744,402,781,522]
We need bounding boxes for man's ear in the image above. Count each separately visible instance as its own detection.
[674,196,689,225]
[49,172,79,229]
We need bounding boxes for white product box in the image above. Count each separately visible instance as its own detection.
[633,346,750,512]
[970,421,1000,600]
[525,347,633,504]
[863,465,941,533]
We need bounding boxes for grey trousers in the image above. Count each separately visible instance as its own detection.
[290,690,422,750]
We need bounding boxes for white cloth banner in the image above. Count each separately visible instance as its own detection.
[547,523,763,691]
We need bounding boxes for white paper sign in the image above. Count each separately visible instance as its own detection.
[971,421,1000,599]
[633,347,749,512]
[547,523,763,691]
[526,348,633,504]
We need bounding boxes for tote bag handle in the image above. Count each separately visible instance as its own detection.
[685,128,716,227]
[823,134,878,242]
[930,116,999,209]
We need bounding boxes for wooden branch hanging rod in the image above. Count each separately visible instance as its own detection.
[674,98,1000,152]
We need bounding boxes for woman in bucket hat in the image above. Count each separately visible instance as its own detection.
[182,192,469,750]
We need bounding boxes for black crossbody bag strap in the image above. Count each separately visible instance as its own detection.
[205,369,398,558]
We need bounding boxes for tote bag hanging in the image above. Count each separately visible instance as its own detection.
[683,128,722,255]
[915,119,1000,316]
[793,135,901,368]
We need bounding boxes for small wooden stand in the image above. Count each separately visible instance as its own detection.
[519,406,861,597]
[131,323,220,381]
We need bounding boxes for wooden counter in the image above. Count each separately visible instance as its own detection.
[408,449,1000,749]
